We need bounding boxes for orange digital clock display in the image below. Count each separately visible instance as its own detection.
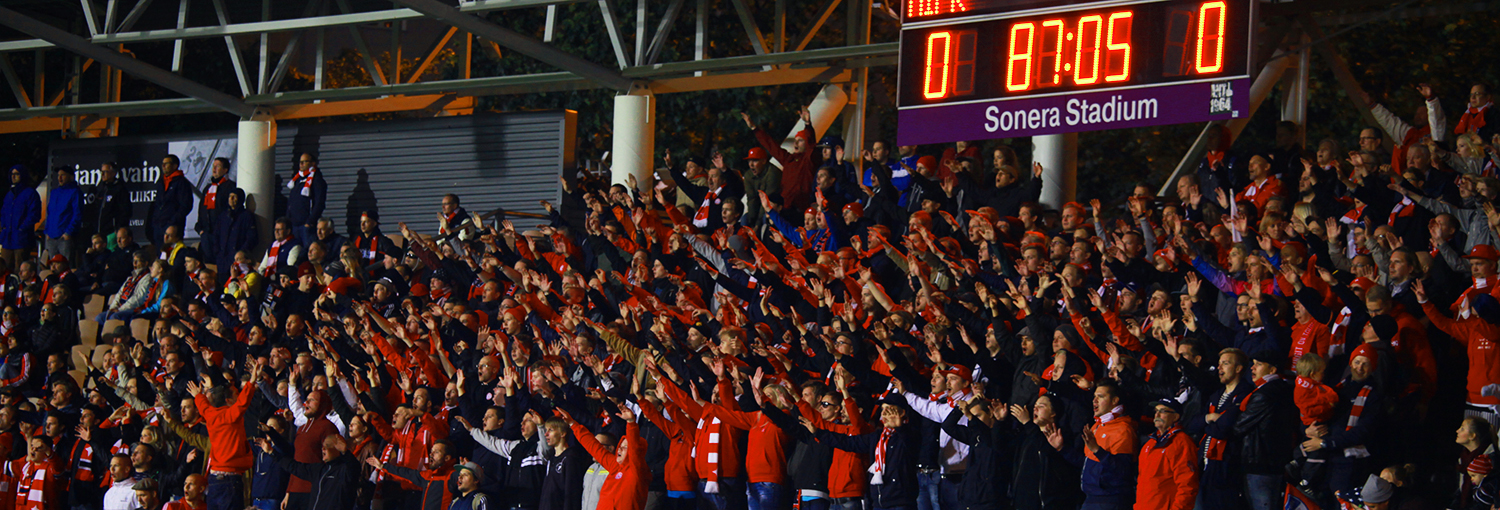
[898,0,1249,107]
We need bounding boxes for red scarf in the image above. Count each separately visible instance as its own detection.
[205,176,225,210]
[693,188,720,228]
[871,427,894,483]
[1458,103,1491,135]
[162,170,184,191]
[1343,384,1372,431]
[1387,195,1415,226]
[136,277,162,312]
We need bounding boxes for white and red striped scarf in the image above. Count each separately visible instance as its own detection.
[692,188,721,228]
[205,177,225,210]
[693,416,724,492]
[1341,385,1373,458]
[868,428,894,484]
[1387,196,1415,226]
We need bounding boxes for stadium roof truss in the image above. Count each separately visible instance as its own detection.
[0,0,896,135]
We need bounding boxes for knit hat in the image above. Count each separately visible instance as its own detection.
[1368,315,1399,343]
[916,156,938,172]
[1472,454,1494,476]
[1350,343,1379,364]
[1361,474,1394,503]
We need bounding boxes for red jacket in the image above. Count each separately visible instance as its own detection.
[367,410,446,491]
[799,399,869,498]
[754,127,819,215]
[196,381,256,473]
[1424,301,1500,405]
[7,457,61,510]
[709,381,788,485]
[1134,426,1198,510]
[1288,318,1334,365]
[660,380,744,481]
[1293,376,1338,426]
[573,422,648,510]
[639,400,697,492]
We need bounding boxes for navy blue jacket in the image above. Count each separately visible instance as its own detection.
[148,173,193,243]
[286,169,328,227]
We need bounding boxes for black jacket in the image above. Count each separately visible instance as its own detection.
[1003,420,1083,510]
[275,452,362,510]
[538,443,590,510]
[1232,376,1298,475]
[85,178,130,236]
[942,410,1009,510]
[817,423,920,510]
[194,176,236,236]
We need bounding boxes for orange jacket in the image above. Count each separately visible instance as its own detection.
[1424,301,1500,405]
[1134,426,1198,510]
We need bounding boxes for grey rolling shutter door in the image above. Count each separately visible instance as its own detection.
[273,111,575,238]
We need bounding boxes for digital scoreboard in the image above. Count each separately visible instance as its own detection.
[896,0,1253,145]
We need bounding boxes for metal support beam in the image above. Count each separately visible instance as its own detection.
[729,0,770,56]
[211,0,252,98]
[390,0,634,90]
[172,0,188,72]
[0,7,256,117]
[390,19,403,84]
[643,0,685,65]
[544,5,557,42]
[117,0,155,33]
[792,0,841,52]
[0,0,590,53]
[408,27,458,84]
[596,0,631,69]
[80,0,102,37]
[634,0,646,66]
[694,0,705,75]
[774,0,785,53]
[0,55,32,108]
[339,0,387,86]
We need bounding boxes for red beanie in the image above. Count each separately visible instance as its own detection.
[1350,343,1379,364]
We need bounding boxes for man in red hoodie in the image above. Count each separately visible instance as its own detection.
[285,385,340,509]
[188,360,261,510]
[1135,399,1197,510]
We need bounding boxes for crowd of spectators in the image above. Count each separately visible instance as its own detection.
[0,82,1497,510]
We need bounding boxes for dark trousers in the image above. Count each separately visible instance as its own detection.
[207,472,245,510]
[697,478,747,510]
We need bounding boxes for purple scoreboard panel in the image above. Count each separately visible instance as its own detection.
[897,0,1254,145]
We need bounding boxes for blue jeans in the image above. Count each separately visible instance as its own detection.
[252,499,278,510]
[831,497,863,510]
[1244,474,1282,510]
[697,478,745,510]
[916,472,941,510]
[746,482,785,510]
[207,473,245,510]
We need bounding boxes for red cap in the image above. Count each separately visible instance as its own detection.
[1464,244,1500,262]
[48,254,67,265]
[843,202,865,217]
[1471,454,1494,475]
[1350,277,1377,292]
[1350,343,1379,364]
[940,365,973,382]
[916,155,938,171]
[745,147,768,160]
[410,282,430,297]
[326,277,362,296]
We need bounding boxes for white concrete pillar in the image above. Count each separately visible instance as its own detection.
[1033,133,1077,209]
[611,85,655,196]
[238,113,276,251]
[775,84,849,165]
